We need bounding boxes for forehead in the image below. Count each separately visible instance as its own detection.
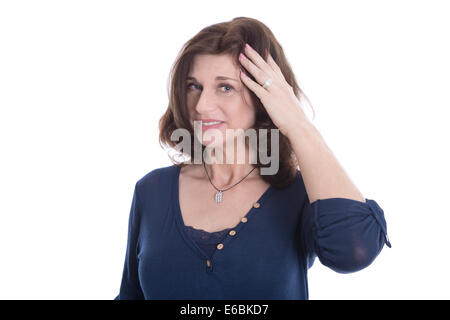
[189,53,238,78]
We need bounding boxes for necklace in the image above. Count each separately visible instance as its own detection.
[203,161,257,204]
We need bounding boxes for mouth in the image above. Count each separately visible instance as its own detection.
[193,119,225,131]
[200,121,225,131]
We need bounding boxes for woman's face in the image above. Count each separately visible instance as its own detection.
[186,53,255,149]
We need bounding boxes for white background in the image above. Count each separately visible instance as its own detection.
[1,0,449,300]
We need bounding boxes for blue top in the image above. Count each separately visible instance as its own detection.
[185,225,232,259]
[114,164,391,300]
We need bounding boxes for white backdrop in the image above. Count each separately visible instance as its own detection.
[1,0,449,299]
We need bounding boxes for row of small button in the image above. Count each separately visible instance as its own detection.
[214,201,260,251]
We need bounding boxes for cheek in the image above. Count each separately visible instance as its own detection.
[240,91,256,124]
[227,107,255,129]
[241,104,256,127]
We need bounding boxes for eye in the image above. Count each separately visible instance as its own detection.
[219,83,233,93]
[187,82,200,90]
[186,82,233,93]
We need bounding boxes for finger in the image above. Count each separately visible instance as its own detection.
[244,44,275,78]
[240,69,267,100]
[267,53,282,74]
[267,53,288,86]
[239,53,267,87]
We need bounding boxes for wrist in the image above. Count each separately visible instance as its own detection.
[284,117,315,141]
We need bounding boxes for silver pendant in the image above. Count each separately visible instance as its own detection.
[215,190,223,203]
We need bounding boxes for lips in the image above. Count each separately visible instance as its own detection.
[197,119,224,123]
[193,119,225,132]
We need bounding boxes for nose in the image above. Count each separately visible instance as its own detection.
[193,88,220,116]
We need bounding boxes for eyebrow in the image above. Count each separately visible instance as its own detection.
[186,76,238,82]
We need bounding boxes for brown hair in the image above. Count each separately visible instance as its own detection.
[159,16,314,189]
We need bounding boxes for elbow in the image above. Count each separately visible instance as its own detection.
[317,237,384,274]
[313,197,391,274]
[337,246,380,274]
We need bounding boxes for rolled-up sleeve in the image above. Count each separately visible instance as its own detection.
[300,196,391,274]
[114,182,145,300]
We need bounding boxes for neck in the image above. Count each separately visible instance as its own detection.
[202,144,258,188]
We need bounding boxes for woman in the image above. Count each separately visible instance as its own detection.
[115,17,391,300]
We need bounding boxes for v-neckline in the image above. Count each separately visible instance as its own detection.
[172,165,276,260]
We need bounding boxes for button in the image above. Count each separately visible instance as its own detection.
[206,259,211,267]
[241,217,248,223]
[217,243,224,250]
[229,230,236,236]
[253,202,260,208]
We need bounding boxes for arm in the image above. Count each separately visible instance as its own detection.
[290,120,391,273]
[237,43,390,273]
[286,118,365,204]
[115,182,145,300]
[238,41,365,203]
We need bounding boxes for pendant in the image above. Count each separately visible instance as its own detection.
[215,190,223,203]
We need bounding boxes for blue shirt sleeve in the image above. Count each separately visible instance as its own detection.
[114,182,145,300]
[300,196,391,274]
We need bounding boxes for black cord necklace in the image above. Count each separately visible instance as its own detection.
[203,160,257,204]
